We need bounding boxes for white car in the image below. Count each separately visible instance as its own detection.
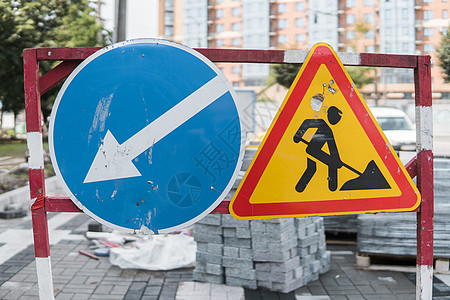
[370,106,416,151]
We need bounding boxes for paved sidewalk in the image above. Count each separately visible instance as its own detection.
[0,212,449,299]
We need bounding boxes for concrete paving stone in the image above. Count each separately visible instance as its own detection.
[110,284,131,295]
[60,284,96,294]
[148,277,165,285]
[346,295,367,300]
[0,288,25,299]
[335,275,353,286]
[140,296,159,300]
[86,275,104,284]
[355,284,377,294]
[68,275,86,285]
[54,292,75,300]
[124,289,145,300]
[143,285,161,296]
[93,284,114,294]
[324,285,363,295]
[363,294,401,300]
[309,285,328,295]
[89,295,124,299]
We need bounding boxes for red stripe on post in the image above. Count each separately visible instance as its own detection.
[417,149,434,265]
[36,47,101,61]
[45,197,82,213]
[23,50,42,133]
[196,48,286,63]
[40,61,81,95]
[360,52,417,68]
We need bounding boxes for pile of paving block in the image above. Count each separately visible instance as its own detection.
[358,157,450,258]
[193,214,330,293]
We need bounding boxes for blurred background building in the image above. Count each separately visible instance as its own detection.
[99,0,450,102]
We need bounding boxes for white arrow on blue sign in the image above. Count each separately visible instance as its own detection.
[49,39,244,234]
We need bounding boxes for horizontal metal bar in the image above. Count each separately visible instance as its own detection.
[34,46,420,68]
[45,196,231,214]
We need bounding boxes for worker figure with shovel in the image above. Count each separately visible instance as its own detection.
[293,106,344,192]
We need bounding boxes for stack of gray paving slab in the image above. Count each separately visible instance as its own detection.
[358,157,450,258]
[193,214,330,293]
[193,214,225,284]
[323,215,358,234]
[221,215,256,289]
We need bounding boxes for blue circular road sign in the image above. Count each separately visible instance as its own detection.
[49,39,244,234]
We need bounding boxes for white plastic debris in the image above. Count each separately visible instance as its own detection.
[108,234,196,270]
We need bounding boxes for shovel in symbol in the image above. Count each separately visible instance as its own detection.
[297,138,391,191]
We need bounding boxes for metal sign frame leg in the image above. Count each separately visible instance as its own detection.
[24,49,55,300]
[415,56,434,300]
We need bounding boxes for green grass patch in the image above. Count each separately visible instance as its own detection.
[0,140,49,158]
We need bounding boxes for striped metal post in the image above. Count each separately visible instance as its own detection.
[415,55,434,300]
[23,49,55,300]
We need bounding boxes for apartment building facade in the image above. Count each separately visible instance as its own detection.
[157,0,450,99]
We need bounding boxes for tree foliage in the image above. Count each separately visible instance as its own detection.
[437,26,450,83]
[0,0,109,121]
[270,64,374,90]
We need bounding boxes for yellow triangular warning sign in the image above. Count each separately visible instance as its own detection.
[230,43,420,220]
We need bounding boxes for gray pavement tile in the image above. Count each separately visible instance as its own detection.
[0,288,26,300]
[89,295,124,299]
[111,284,130,295]
[309,285,328,295]
[93,284,114,294]
[329,296,349,300]
[55,292,75,300]
[144,285,162,296]
[124,289,145,300]
[141,296,159,300]
[346,295,366,300]
[324,285,362,296]
[363,294,400,300]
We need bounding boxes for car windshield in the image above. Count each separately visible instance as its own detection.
[377,117,411,131]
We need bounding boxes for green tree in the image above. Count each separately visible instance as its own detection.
[346,66,374,89]
[269,64,301,89]
[0,0,108,127]
[437,26,450,83]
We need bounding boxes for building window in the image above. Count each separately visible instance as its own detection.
[443,10,448,19]
[216,9,224,18]
[346,46,354,52]
[385,9,392,20]
[402,43,409,52]
[443,27,448,35]
[216,39,225,47]
[366,45,375,53]
[232,66,240,74]
[232,7,240,17]
[216,24,224,32]
[278,35,288,44]
[364,0,374,6]
[364,13,374,23]
[423,10,434,20]
[402,26,409,35]
[232,82,240,87]
[424,0,433,2]
[295,18,305,27]
[424,44,435,53]
[346,14,356,24]
[278,19,288,29]
[364,30,374,38]
[232,22,240,31]
[295,2,305,11]
[346,0,356,8]
[231,38,240,46]
[347,30,356,40]
[278,3,287,13]
[296,34,306,42]
[424,28,434,36]
[401,8,408,19]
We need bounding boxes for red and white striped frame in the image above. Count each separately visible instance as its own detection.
[23,46,433,300]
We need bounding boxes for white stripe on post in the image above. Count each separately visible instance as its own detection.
[283,50,361,65]
[416,265,433,300]
[416,106,433,151]
[27,132,44,170]
[36,257,55,300]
